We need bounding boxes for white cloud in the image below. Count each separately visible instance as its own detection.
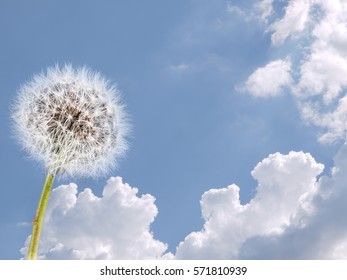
[296,0,347,104]
[239,141,347,259]
[294,0,347,142]
[20,177,168,259]
[175,151,324,259]
[300,97,347,143]
[269,0,311,46]
[241,59,292,97]
[239,0,347,142]
[298,48,347,103]
[175,141,347,259]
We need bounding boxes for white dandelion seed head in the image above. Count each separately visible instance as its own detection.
[12,64,130,178]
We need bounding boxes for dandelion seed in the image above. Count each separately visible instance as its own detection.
[12,64,129,177]
[11,64,130,259]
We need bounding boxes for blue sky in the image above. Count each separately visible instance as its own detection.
[1,0,347,259]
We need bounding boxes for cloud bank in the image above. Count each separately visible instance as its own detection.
[21,142,347,259]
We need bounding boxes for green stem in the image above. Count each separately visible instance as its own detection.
[27,173,54,260]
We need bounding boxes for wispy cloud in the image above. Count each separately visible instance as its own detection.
[255,0,274,23]
[169,63,190,72]
[269,0,311,46]
[226,2,246,18]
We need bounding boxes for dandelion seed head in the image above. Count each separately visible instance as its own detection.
[12,65,130,177]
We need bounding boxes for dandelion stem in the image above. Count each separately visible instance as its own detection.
[27,173,54,260]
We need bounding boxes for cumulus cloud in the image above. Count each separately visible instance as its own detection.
[239,142,347,259]
[20,177,168,259]
[240,59,292,97]
[175,142,347,259]
[298,49,347,103]
[175,151,324,259]
[296,0,347,103]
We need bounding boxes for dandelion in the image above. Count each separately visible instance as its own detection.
[12,64,129,259]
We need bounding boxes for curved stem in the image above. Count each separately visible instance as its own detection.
[27,173,54,260]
